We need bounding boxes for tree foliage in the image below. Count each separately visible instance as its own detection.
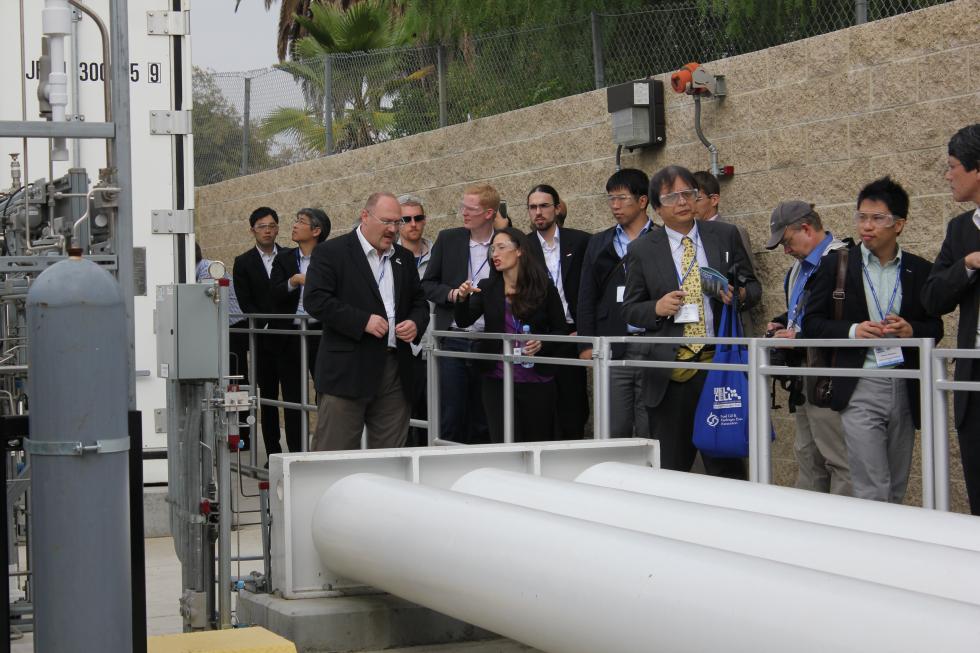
[192,67,283,186]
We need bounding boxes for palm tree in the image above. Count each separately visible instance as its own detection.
[236,0,367,62]
[259,0,431,153]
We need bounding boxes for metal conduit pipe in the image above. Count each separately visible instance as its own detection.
[577,462,980,552]
[452,468,980,606]
[67,0,113,166]
[312,474,980,653]
[693,95,720,177]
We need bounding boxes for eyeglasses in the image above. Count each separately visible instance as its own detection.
[659,189,699,206]
[489,242,517,253]
[401,214,426,224]
[459,204,485,215]
[606,194,636,205]
[778,226,800,248]
[294,218,311,228]
[253,222,278,231]
[526,202,554,212]
[369,213,402,228]
[853,211,902,227]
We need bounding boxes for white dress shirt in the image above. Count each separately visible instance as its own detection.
[287,249,317,326]
[257,245,278,277]
[537,227,573,323]
[452,232,492,332]
[356,226,397,348]
[664,222,715,336]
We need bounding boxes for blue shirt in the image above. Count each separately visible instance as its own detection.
[614,219,654,334]
[787,232,834,330]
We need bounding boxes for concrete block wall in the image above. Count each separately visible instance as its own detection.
[195,0,980,511]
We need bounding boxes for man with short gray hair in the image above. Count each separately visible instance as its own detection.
[764,200,851,495]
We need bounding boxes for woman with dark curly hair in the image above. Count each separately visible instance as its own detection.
[453,227,570,442]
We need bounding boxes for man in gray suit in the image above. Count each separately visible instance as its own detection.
[693,170,758,336]
[622,165,761,479]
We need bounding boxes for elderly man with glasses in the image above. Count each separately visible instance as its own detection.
[420,183,500,444]
[304,192,429,451]
[622,165,760,479]
[803,177,943,503]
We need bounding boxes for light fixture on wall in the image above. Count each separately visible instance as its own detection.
[606,79,666,170]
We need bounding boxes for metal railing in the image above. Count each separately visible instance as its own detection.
[228,312,978,511]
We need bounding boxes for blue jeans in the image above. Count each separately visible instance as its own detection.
[438,336,489,444]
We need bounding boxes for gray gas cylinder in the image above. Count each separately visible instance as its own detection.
[26,254,132,653]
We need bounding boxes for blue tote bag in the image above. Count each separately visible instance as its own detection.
[692,303,753,458]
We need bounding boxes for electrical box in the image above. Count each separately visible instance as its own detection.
[606,79,666,149]
[155,284,221,380]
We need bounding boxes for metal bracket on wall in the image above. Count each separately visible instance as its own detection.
[151,209,194,234]
[146,10,190,36]
[149,111,192,135]
[23,436,131,457]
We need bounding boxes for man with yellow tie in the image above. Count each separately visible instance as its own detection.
[622,166,761,479]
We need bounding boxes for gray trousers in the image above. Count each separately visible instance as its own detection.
[839,376,914,503]
[608,365,649,438]
[312,352,410,451]
[794,386,851,495]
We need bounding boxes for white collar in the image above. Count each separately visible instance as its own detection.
[256,244,278,258]
[536,225,560,248]
[356,225,394,259]
[664,222,700,251]
[860,242,902,267]
[973,208,980,230]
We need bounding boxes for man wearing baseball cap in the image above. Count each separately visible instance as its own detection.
[764,200,852,495]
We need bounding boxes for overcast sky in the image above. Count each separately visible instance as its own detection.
[191,0,280,73]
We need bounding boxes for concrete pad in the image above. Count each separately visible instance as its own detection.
[238,590,503,653]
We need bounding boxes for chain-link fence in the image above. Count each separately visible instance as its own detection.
[194,0,952,187]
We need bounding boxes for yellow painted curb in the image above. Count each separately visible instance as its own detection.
[147,627,296,653]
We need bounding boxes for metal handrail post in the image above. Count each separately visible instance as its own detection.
[299,320,309,452]
[502,337,515,444]
[747,338,760,483]
[216,284,232,629]
[598,337,612,439]
[427,328,441,446]
[247,317,257,467]
[932,351,951,511]
[259,481,272,588]
[757,340,772,484]
[919,339,936,509]
[591,337,602,439]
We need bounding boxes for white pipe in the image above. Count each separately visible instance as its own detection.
[43,0,72,160]
[452,468,980,605]
[312,474,980,653]
[577,462,980,552]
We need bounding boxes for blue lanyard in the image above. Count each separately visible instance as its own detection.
[861,260,901,321]
[675,233,700,287]
[377,255,389,287]
[507,300,522,333]
[787,266,817,327]
[614,221,652,259]
[469,250,489,281]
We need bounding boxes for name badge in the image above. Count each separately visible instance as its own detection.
[874,346,904,368]
[616,285,625,303]
[675,303,700,324]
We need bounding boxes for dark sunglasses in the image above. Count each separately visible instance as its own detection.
[401,214,426,223]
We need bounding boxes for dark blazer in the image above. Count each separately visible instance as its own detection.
[621,219,761,408]
[233,246,281,328]
[802,244,943,427]
[524,226,591,324]
[303,230,430,401]
[269,246,302,318]
[921,209,979,427]
[576,224,658,357]
[421,227,485,330]
[453,274,571,375]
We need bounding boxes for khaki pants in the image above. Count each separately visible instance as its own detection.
[793,385,851,495]
[312,352,410,451]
